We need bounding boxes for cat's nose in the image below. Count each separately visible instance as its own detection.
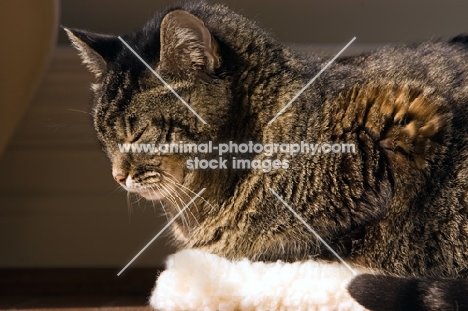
[113,173,127,184]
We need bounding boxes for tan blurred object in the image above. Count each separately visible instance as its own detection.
[0,0,59,158]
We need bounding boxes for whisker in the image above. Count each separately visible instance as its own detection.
[153,185,170,221]
[163,173,217,211]
[165,182,199,225]
[149,188,158,213]
[134,193,144,207]
[113,185,125,193]
[160,184,190,231]
[164,178,192,200]
[159,184,189,232]
[162,183,190,226]
[165,181,200,215]
[126,192,133,224]
[163,177,203,219]
[67,108,92,116]
[159,199,170,222]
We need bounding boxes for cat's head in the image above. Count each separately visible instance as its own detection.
[65,8,233,200]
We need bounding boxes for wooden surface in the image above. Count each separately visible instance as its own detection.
[1,296,153,311]
[0,268,159,310]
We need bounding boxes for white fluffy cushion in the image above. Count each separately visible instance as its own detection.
[150,249,370,310]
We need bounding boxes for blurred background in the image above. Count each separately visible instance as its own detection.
[1,0,468,272]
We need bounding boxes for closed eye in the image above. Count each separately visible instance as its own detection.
[131,126,147,143]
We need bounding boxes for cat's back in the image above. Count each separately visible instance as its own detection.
[335,39,468,103]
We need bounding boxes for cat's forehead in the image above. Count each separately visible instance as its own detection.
[95,70,192,124]
[96,66,165,109]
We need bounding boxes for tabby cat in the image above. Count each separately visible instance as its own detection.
[65,2,468,310]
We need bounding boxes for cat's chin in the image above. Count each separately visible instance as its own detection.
[122,182,168,201]
[135,189,167,201]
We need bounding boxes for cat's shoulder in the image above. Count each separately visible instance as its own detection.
[321,80,451,173]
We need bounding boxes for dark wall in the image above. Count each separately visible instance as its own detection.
[59,0,468,44]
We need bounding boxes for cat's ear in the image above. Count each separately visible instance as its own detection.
[159,10,220,78]
[63,27,121,78]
